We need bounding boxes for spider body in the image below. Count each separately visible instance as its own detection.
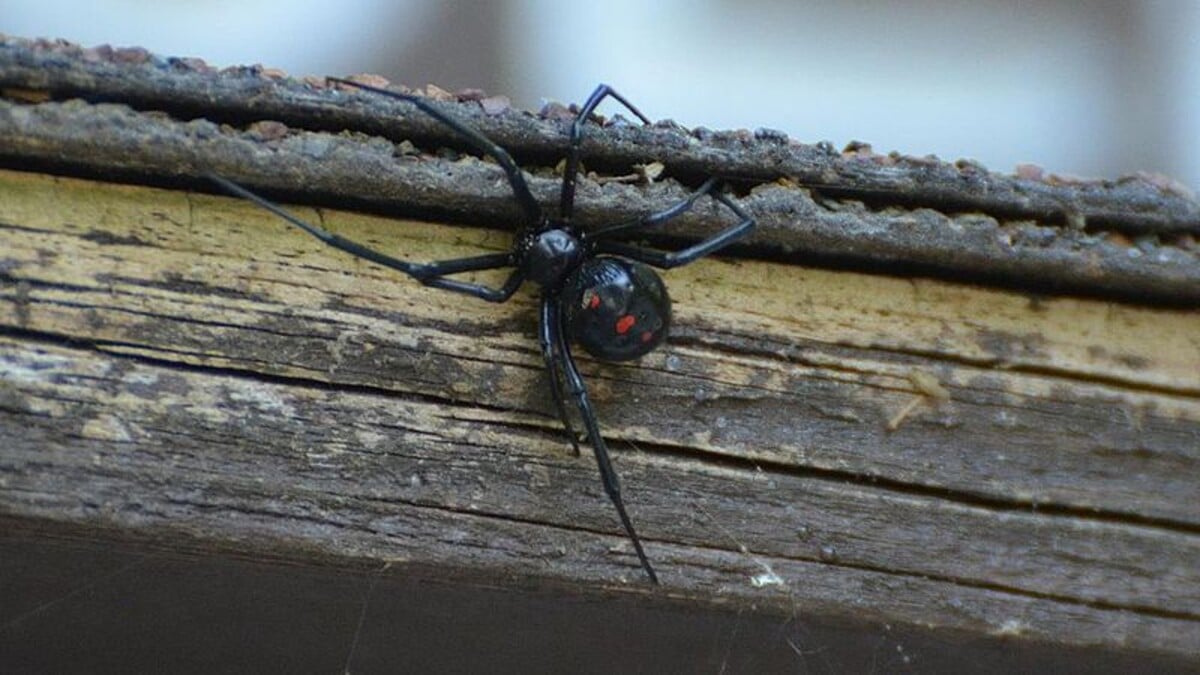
[521,227,584,287]
[563,256,670,362]
[208,80,754,584]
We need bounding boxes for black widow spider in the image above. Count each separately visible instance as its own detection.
[207,80,755,584]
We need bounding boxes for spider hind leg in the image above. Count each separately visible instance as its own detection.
[540,298,583,456]
[550,300,659,584]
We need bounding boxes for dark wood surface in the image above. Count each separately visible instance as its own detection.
[1,35,1198,305]
[3,35,1199,234]
[1,35,1198,670]
[3,522,1194,674]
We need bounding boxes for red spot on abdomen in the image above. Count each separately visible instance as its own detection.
[588,293,601,309]
[615,314,636,335]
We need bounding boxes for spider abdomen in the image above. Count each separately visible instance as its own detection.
[562,256,671,362]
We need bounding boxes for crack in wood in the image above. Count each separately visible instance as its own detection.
[0,92,1197,304]
[1,53,1198,660]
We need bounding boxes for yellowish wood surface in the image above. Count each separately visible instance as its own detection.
[2,169,1198,656]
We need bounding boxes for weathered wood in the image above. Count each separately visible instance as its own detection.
[1,35,1198,307]
[2,34,1197,237]
[2,170,1199,663]
[2,35,1200,668]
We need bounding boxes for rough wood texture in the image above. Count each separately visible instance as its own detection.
[2,170,1198,663]
[2,35,1198,236]
[1,35,1198,306]
[1,36,1199,668]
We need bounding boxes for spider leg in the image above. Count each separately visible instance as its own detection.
[425,268,526,303]
[539,298,582,456]
[560,84,653,223]
[327,77,542,226]
[586,176,722,240]
[208,173,524,302]
[595,190,755,269]
[551,306,659,584]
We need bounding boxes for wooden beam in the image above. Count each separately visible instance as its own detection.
[1,35,1198,306]
[2,170,1198,664]
[2,35,1198,236]
[1,35,1198,669]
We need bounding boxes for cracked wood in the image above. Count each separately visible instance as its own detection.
[1,170,1198,659]
[1,34,1199,307]
[2,34,1198,236]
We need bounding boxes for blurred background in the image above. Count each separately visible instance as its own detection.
[4,0,1198,190]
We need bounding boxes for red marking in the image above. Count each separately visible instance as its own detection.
[588,293,601,310]
[615,314,636,335]
[640,330,654,343]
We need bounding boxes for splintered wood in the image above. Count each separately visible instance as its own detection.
[2,170,1197,658]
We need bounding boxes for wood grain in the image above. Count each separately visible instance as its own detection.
[3,34,1198,235]
[2,169,1198,658]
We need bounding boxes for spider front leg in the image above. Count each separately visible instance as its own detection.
[550,300,659,584]
[595,190,755,270]
[327,77,543,226]
[207,173,525,302]
[587,176,723,240]
[559,84,653,223]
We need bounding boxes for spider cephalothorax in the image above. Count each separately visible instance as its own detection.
[210,80,754,584]
[521,227,583,286]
